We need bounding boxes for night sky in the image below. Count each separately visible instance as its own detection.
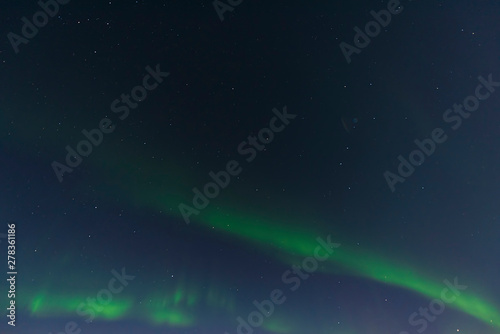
[1,1,500,334]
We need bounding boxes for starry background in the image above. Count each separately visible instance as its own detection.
[1,0,500,333]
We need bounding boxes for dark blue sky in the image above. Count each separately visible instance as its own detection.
[1,1,500,333]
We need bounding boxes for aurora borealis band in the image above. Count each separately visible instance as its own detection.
[2,0,500,334]
[18,206,500,330]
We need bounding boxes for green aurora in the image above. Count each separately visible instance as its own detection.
[16,204,500,331]
[3,106,499,332]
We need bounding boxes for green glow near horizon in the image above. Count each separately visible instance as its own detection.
[28,292,132,320]
[18,205,500,331]
[24,281,235,327]
[13,168,500,332]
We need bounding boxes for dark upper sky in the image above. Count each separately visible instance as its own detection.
[1,1,500,333]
